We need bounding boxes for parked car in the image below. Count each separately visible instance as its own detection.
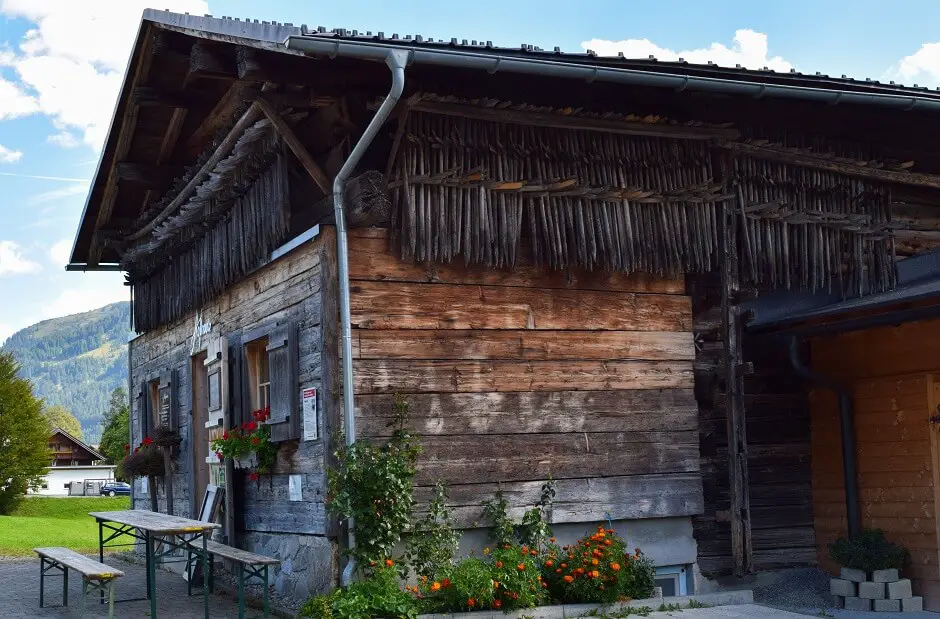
[101,482,131,497]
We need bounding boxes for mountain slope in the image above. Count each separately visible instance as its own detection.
[1,302,130,443]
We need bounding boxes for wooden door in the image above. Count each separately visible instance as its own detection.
[191,352,210,517]
[926,374,940,590]
[204,335,234,542]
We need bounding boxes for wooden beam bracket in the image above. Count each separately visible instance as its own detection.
[257,97,332,195]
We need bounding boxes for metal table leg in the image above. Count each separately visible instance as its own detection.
[63,565,69,607]
[202,533,210,619]
[148,532,158,618]
[237,563,245,619]
[38,558,44,608]
[263,565,269,617]
[98,519,104,605]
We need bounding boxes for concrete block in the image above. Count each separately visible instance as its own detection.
[831,578,857,597]
[845,596,872,611]
[873,568,900,583]
[874,599,901,612]
[887,578,913,600]
[841,567,867,582]
[902,596,924,612]
[859,580,886,600]
[830,595,845,608]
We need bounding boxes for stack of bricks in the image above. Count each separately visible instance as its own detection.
[830,567,924,612]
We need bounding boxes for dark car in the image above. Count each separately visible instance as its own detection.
[101,482,131,497]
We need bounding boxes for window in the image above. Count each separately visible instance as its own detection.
[41,483,48,490]
[246,337,271,412]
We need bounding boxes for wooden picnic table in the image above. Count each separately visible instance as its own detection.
[90,509,219,619]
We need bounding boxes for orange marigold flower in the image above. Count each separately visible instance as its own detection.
[530,550,537,556]
[521,545,529,554]
[550,537,557,543]
[495,561,503,568]
[467,598,475,608]
[442,578,451,588]
[493,581,500,589]
[604,539,612,546]
[611,563,621,571]
[385,559,394,567]
[563,575,574,583]
[591,558,599,566]
[493,600,502,609]
[561,563,567,568]
[556,568,562,574]
[516,563,526,571]
[592,570,600,578]
[545,560,554,567]
[430,582,441,592]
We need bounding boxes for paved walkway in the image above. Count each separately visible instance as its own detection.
[0,556,268,618]
[649,606,937,618]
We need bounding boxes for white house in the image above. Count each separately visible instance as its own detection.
[31,428,116,496]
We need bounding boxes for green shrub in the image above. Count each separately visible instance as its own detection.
[404,482,460,579]
[542,526,656,604]
[828,529,910,573]
[299,566,418,619]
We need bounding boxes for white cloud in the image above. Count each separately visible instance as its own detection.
[0,241,41,276]
[49,238,71,266]
[0,0,210,150]
[889,42,940,87]
[43,280,127,319]
[30,181,89,205]
[47,130,79,148]
[0,144,23,163]
[581,29,793,72]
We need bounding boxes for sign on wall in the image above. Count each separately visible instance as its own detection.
[302,387,318,441]
[158,386,171,427]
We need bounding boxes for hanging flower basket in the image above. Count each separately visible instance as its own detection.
[121,437,167,478]
[150,424,181,449]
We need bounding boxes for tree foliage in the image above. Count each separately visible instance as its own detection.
[0,353,52,514]
[98,387,130,480]
[0,302,129,443]
[42,404,83,439]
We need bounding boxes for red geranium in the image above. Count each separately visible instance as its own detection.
[142,436,153,446]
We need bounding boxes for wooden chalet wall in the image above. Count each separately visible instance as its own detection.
[689,274,815,575]
[129,230,336,598]
[348,228,703,530]
[812,318,940,610]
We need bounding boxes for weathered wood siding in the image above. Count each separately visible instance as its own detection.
[129,230,335,597]
[812,318,940,610]
[349,228,702,527]
[690,274,815,575]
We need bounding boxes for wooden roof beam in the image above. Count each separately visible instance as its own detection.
[408,99,741,140]
[717,139,940,190]
[116,163,184,189]
[258,97,331,195]
[188,42,238,81]
[133,86,214,109]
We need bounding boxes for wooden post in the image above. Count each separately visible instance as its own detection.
[721,200,753,576]
[148,475,158,512]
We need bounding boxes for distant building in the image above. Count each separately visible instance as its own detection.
[31,428,115,496]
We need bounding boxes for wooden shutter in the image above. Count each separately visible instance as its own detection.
[267,321,299,441]
[157,370,180,431]
[205,336,228,429]
[136,380,151,442]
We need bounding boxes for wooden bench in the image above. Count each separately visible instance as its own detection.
[186,539,279,618]
[35,547,124,618]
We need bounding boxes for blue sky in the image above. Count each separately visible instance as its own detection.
[1,0,940,343]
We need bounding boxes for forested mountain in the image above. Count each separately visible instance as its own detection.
[1,302,130,443]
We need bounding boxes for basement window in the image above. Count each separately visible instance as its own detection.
[654,565,690,596]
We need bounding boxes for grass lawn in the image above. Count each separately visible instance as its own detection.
[0,496,132,557]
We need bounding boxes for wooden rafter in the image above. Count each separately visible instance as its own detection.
[407,99,741,141]
[717,139,940,189]
[257,97,332,195]
[125,102,263,242]
[180,80,259,160]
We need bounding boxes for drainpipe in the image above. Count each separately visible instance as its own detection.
[788,336,861,538]
[334,49,408,587]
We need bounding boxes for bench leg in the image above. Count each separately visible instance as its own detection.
[38,558,44,608]
[237,562,245,619]
[263,566,269,617]
[108,579,115,619]
[80,580,88,619]
[63,566,68,606]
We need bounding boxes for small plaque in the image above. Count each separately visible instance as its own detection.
[289,475,303,502]
[208,370,221,412]
[301,387,318,441]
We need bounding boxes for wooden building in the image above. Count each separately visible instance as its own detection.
[48,428,105,467]
[66,10,940,601]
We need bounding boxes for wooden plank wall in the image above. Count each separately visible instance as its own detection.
[689,274,815,575]
[130,233,329,534]
[348,228,703,527]
[812,318,940,610]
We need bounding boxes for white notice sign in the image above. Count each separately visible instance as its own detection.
[302,387,318,441]
[289,475,303,502]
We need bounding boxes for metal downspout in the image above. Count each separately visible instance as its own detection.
[335,49,408,587]
[787,336,861,538]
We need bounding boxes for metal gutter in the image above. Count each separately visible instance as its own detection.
[788,337,861,538]
[285,36,940,112]
[332,49,408,587]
